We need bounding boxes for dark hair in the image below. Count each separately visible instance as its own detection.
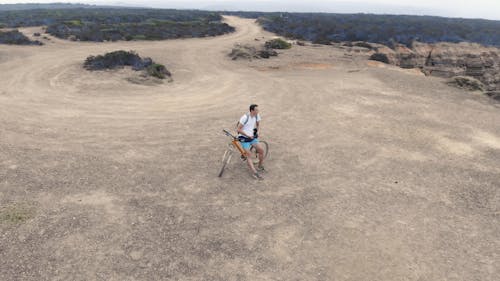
[249,104,258,112]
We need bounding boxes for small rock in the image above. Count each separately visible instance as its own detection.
[129,250,143,260]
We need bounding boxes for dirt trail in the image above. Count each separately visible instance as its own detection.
[1,16,499,280]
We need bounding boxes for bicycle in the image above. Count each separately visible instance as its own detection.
[218,129,269,177]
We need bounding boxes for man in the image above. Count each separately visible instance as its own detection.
[237,104,265,180]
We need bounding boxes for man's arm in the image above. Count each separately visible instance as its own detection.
[237,123,253,139]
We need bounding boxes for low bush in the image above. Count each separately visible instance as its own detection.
[0,30,43,45]
[264,38,292,49]
[84,50,171,79]
[448,76,485,91]
[229,44,279,60]
[84,50,150,70]
[147,63,171,79]
[485,92,500,101]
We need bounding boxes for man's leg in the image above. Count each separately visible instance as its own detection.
[241,141,257,173]
[254,142,265,168]
[245,149,257,174]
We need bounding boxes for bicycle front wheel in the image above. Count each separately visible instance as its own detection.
[218,149,233,177]
[250,140,269,165]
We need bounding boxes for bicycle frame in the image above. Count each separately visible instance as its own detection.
[223,129,247,157]
[219,129,269,177]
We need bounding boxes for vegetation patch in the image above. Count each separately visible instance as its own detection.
[229,45,258,60]
[447,76,486,91]
[84,50,150,70]
[84,50,172,80]
[46,20,234,42]
[352,42,374,49]
[0,7,223,27]
[0,30,43,45]
[264,38,292,49]
[485,91,500,101]
[229,44,278,60]
[226,11,500,47]
[0,204,35,225]
[0,7,235,42]
[147,63,171,79]
[257,49,278,58]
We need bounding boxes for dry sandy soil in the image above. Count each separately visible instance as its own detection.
[1,16,499,281]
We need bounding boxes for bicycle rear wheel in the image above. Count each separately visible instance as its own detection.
[218,149,233,177]
[250,140,269,165]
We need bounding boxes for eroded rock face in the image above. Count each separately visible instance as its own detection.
[369,41,500,93]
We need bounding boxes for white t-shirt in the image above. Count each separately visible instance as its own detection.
[239,113,261,137]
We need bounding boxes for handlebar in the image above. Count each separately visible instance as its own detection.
[223,129,259,140]
[222,129,237,139]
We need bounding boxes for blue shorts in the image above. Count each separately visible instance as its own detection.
[240,138,259,150]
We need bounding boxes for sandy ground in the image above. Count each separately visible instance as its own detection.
[0,16,499,280]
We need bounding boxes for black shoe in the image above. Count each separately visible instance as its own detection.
[252,172,264,180]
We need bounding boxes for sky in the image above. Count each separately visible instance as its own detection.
[1,0,500,20]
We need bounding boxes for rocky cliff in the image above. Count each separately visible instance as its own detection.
[368,41,500,99]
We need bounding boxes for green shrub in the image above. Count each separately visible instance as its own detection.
[147,63,171,79]
[264,38,292,49]
[448,76,485,91]
[64,19,82,26]
[133,34,147,40]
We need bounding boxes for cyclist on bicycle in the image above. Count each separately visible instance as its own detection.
[237,104,265,179]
